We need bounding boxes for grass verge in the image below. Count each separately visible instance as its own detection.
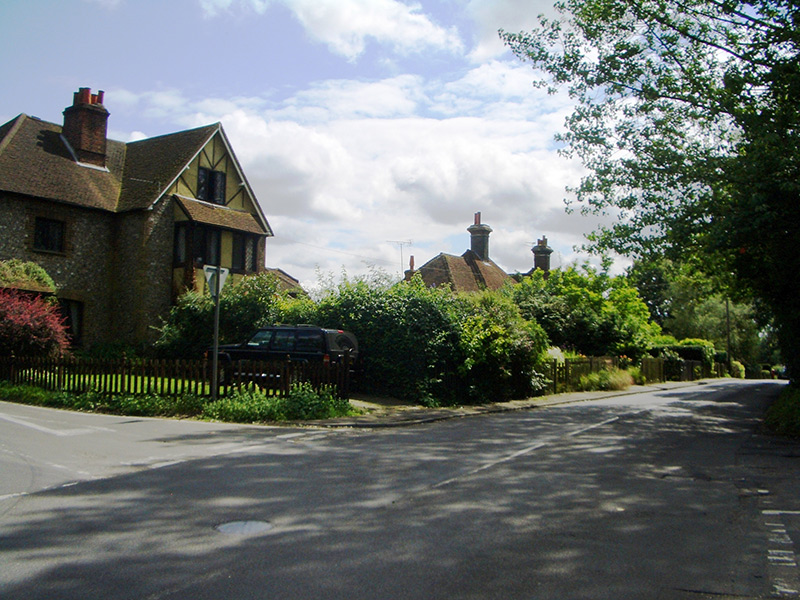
[0,381,357,423]
[764,384,800,438]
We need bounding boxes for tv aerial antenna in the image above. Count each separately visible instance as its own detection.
[387,240,413,273]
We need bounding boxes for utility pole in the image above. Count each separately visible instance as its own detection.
[726,297,732,374]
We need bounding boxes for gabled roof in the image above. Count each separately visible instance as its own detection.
[118,124,218,212]
[416,250,513,293]
[0,114,272,236]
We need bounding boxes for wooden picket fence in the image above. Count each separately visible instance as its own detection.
[0,355,352,399]
[541,356,619,394]
[541,356,728,395]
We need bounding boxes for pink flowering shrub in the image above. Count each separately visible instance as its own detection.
[0,288,70,357]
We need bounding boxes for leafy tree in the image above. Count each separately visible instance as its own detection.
[311,273,550,405]
[510,264,659,359]
[502,0,800,380]
[0,288,69,358]
[629,257,770,366]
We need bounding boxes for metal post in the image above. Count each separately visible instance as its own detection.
[212,264,221,402]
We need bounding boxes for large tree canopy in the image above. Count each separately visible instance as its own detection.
[502,0,800,380]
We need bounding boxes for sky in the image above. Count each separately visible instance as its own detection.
[0,0,619,292]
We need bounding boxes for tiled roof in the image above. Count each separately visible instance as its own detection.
[118,124,218,212]
[175,196,267,235]
[417,250,513,292]
[265,267,306,296]
[0,114,124,211]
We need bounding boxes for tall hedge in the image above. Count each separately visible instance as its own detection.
[311,276,549,405]
[312,276,465,404]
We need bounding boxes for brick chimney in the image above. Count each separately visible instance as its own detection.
[62,87,109,167]
[404,255,416,281]
[467,212,492,261]
[532,236,553,277]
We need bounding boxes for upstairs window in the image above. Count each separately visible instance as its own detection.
[33,217,65,253]
[197,167,226,205]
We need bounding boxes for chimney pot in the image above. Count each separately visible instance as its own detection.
[77,87,92,104]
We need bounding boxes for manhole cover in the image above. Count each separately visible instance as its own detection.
[215,520,273,535]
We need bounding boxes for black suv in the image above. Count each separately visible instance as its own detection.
[217,325,358,366]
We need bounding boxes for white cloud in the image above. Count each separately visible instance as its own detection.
[464,0,559,63]
[288,0,463,60]
[199,0,463,60]
[282,75,425,120]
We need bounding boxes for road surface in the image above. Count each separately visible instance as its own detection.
[1,379,797,599]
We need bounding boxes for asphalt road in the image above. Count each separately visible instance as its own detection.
[0,379,797,599]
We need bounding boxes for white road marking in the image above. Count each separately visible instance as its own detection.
[432,442,549,488]
[567,416,620,436]
[0,412,104,436]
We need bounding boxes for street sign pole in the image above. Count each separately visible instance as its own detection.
[204,265,229,402]
[212,264,221,401]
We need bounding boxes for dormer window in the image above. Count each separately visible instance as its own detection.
[197,167,226,205]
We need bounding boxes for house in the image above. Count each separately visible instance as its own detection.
[0,87,273,348]
[404,213,554,291]
[404,213,514,292]
[265,267,307,297]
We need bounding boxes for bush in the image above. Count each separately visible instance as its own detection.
[203,388,280,423]
[0,288,70,358]
[627,365,646,385]
[730,360,746,378]
[275,382,352,420]
[458,292,549,402]
[314,276,465,404]
[764,385,800,438]
[651,339,716,369]
[203,383,353,422]
[511,265,659,360]
[0,259,56,292]
[577,368,634,391]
